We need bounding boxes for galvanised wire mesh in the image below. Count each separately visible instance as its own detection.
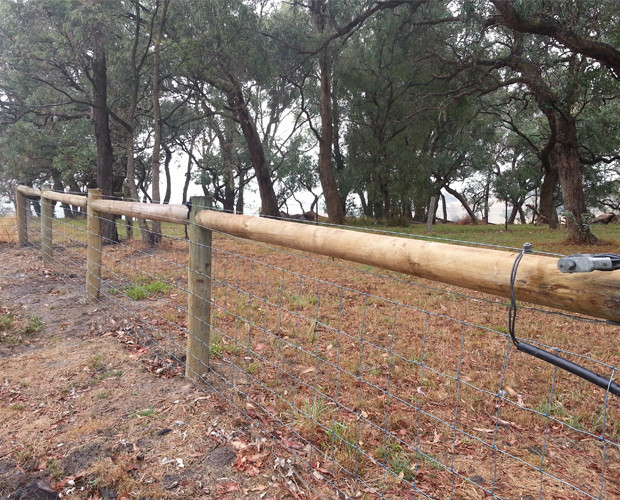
[23,198,620,499]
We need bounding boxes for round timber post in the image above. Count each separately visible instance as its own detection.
[186,196,213,380]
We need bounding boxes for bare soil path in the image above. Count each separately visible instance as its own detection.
[0,244,289,500]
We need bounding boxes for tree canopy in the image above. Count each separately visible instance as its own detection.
[1,0,619,243]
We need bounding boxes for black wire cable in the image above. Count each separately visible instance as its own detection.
[509,243,620,398]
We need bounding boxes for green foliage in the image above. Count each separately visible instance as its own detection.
[0,0,619,231]
[20,315,44,334]
[0,312,14,331]
[115,278,171,301]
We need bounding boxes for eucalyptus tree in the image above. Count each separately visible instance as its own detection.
[469,0,620,242]
[338,2,488,222]
[0,0,128,242]
[269,0,435,223]
[168,0,281,217]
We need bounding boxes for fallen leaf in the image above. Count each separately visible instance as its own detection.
[473,427,494,434]
[217,481,241,493]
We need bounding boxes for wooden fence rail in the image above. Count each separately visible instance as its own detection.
[15,185,620,379]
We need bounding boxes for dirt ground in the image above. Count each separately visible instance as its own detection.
[0,243,300,500]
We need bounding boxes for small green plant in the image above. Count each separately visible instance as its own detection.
[118,278,171,301]
[97,390,112,399]
[90,353,105,370]
[209,337,223,357]
[306,321,318,344]
[246,361,260,374]
[131,407,156,418]
[328,421,348,445]
[390,455,415,481]
[10,403,25,410]
[46,459,64,479]
[417,451,445,471]
[16,449,32,463]
[376,443,402,462]
[0,312,14,331]
[90,370,123,385]
[20,315,44,334]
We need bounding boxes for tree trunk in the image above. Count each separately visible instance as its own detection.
[215,124,235,213]
[163,145,172,204]
[227,85,279,217]
[67,178,82,216]
[125,0,152,243]
[236,172,245,215]
[92,36,118,244]
[507,203,518,224]
[317,52,345,224]
[182,146,193,205]
[538,135,560,229]
[444,185,478,222]
[441,193,447,222]
[149,0,169,245]
[508,51,597,243]
[539,163,559,228]
[552,112,599,243]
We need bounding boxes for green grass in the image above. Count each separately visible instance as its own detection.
[41,211,620,256]
[90,370,123,385]
[131,407,157,418]
[345,220,620,255]
[114,278,171,301]
[0,312,14,331]
[20,315,44,334]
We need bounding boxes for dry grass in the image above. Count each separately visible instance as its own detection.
[0,215,17,243]
[51,222,615,500]
[6,217,620,499]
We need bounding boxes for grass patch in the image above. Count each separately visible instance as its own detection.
[0,308,44,343]
[20,315,44,334]
[114,278,171,301]
[90,370,124,385]
[0,312,14,331]
[131,407,157,418]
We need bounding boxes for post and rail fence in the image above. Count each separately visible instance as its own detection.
[12,185,620,499]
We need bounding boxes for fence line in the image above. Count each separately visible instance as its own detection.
[13,185,620,499]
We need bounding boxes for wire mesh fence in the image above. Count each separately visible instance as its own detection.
[14,192,620,499]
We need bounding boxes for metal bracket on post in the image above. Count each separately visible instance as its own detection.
[558,253,620,273]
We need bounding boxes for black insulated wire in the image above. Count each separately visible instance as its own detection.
[595,253,620,270]
[509,243,620,398]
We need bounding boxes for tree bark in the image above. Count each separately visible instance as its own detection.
[163,145,172,204]
[444,185,478,222]
[214,123,235,213]
[552,112,598,243]
[227,84,279,217]
[182,141,193,205]
[125,0,152,243]
[317,51,345,224]
[149,0,169,245]
[503,50,599,243]
[539,160,559,229]
[92,36,118,244]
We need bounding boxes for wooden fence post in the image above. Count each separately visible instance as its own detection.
[41,184,53,263]
[15,187,28,246]
[86,189,103,302]
[122,184,133,240]
[186,196,212,380]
